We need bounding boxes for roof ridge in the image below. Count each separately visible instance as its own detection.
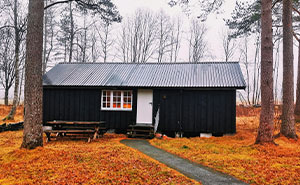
[58,61,240,65]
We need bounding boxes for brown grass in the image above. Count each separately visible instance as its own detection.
[0,133,198,184]
[150,108,300,185]
[0,105,24,125]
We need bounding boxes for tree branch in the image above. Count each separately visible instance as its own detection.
[44,0,74,10]
[0,25,15,31]
[272,0,282,9]
[292,30,300,42]
[293,6,300,16]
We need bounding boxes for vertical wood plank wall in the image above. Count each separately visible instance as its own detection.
[43,88,137,130]
[43,88,236,134]
[153,89,236,134]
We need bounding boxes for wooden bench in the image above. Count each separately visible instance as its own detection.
[44,121,106,142]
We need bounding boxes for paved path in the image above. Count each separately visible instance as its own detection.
[121,139,248,185]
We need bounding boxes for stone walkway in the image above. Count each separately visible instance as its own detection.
[121,139,248,185]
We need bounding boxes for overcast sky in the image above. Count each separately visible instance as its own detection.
[109,0,297,102]
[2,0,298,102]
[112,0,238,61]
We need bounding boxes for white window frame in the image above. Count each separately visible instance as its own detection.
[101,90,133,111]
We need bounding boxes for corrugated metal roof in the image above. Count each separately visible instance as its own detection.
[43,62,246,89]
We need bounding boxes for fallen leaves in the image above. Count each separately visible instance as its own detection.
[150,116,300,185]
[0,131,199,184]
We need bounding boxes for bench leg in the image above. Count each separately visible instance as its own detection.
[45,133,51,142]
[94,127,99,139]
[93,132,98,140]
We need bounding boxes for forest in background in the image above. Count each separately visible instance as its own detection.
[0,0,295,107]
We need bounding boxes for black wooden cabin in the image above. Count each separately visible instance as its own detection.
[43,62,246,136]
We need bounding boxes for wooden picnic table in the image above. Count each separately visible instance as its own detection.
[44,121,106,142]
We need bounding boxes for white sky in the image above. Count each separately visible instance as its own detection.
[112,0,238,61]
[110,0,297,102]
[1,0,298,102]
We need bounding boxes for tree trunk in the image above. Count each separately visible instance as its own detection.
[4,88,9,106]
[295,42,300,115]
[255,0,275,144]
[42,0,48,74]
[68,2,74,63]
[21,0,44,149]
[4,0,20,121]
[281,0,298,139]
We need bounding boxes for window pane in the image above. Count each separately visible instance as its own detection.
[122,91,132,109]
[104,90,132,110]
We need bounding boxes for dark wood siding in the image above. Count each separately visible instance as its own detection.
[43,88,101,122]
[100,89,137,130]
[43,88,137,131]
[44,87,235,134]
[153,89,236,134]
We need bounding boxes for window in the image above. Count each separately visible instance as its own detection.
[101,90,132,111]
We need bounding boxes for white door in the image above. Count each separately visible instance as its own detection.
[136,89,153,124]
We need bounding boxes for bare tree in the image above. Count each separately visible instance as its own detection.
[169,16,182,63]
[0,0,27,120]
[0,28,15,105]
[238,35,261,106]
[43,0,56,74]
[221,29,236,62]
[255,0,275,144]
[188,19,207,63]
[239,37,251,105]
[156,10,172,63]
[96,20,115,63]
[90,28,100,63]
[77,14,90,63]
[117,9,158,63]
[56,2,77,63]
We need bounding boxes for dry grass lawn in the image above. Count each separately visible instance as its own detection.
[150,109,300,185]
[0,105,199,184]
[0,131,198,184]
[1,105,299,184]
[0,105,24,124]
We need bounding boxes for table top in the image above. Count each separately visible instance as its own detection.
[47,121,106,125]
